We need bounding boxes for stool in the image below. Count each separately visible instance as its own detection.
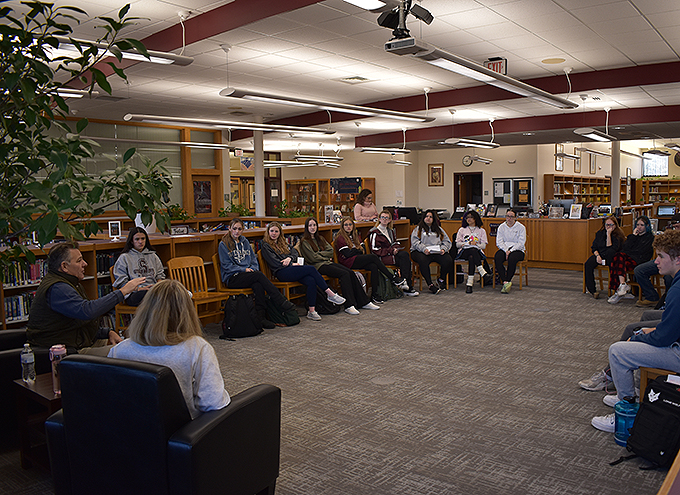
[490,259,528,290]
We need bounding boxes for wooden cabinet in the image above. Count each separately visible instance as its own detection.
[285,178,376,221]
[544,174,611,204]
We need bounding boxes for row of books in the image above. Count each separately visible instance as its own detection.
[5,291,36,322]
[98,283,114,298]
[3,259,48,287]
[96,253,117,276]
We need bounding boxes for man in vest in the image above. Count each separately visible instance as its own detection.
[27,240,146,355]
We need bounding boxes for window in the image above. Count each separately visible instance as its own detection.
[642,152,669,177]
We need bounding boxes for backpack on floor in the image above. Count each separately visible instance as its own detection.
[220,294,263,339]
[310,287,342,315]
[264,295,300,327]
[612,376,680,469]
[373,268,403,301]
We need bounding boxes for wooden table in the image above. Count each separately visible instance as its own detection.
[14,373,61,470]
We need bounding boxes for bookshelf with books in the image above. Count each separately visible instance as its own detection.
[285,178,375,221]
[637,179,680,203]
[544,174,611,205]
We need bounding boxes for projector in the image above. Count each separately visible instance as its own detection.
[384,37,432,56]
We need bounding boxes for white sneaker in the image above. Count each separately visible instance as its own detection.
[327,293,346,305]
[344,306,360,315]
[607,293,622,304]
[362,302,380,310]
[591,413,615,433]
[617,283,631,296]
[403,287,419,296]
[398,280,409,290]
[306,310,322,321]
[603,394,620,407]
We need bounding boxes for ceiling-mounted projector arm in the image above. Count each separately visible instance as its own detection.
[377,0,433,40]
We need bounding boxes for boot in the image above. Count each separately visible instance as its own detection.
[257,309,276,329]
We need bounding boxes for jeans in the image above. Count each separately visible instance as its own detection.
[634,260,661,302]
[276,265,328,307]
[609,340,680,399]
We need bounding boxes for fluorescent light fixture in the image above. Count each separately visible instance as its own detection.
[665,143,680,152]
[52,36,193,66]
[472,155,492,164]
[444,138,499,149]
[358,147,411,154]
[555,152,580,160]
[385,38,578,110]
[574,127,615,142]
[620,150,650,160]
[386,159,411,166]
[290,154,343,162]
[575,147,610,157]
[70,134,232,149]
[220,88,434,123]
[645,149,671,156]
[55,88,99,99]
[124,114,335,135]
[341,0,387,10]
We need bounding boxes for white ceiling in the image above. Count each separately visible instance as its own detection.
[9,0,680,151]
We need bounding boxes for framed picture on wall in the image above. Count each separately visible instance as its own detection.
[589,154,597,174]
[428,163,444,186]
[574,151,581,173]
[555,144,564,171]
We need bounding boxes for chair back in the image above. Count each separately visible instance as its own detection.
[58,355,191,494]
[257,250,274,280]
[211,253,227,291]
[167,256,209,295]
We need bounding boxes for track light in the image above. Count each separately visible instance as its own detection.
[290,154,343,162]
[575,147,610,157]
[55,88,99,99]
[386,159,411,166]
[385,38,578,109]
[359,147,411,154]
[124,114,334,135]
[51,36,193,66]
[220,88,433,123]
[444,138,499,149]
[574,127,615,142]
[665,143,680,152]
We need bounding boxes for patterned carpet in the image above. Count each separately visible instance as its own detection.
[1,268,669,494]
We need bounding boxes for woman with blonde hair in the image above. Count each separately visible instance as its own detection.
[261,221,345,321]
[108,279,230,419]
[299,217,379,315]
[335,216,405,304]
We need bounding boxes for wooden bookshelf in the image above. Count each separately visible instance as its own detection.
[544,174,611,204]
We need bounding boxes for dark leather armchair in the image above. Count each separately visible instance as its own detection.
[45,354,281,495]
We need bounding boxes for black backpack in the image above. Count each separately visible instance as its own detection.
[264,295,300,327]
[220,294,263,339]
[310,287,342,315]
[612,376,680,469]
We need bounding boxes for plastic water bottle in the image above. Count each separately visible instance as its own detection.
[21,343,36,384]
[614,399,639,447]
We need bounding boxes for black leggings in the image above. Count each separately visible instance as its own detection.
[318,263,369,309]
[393,250,413,287]
[494,250,525,283]
[227,270,287,310]
[457,247,485,275]
[410,251,453,286]
[351,254,392,291]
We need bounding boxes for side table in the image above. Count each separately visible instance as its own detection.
[14,373,61,470]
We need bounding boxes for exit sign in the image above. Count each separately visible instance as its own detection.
[484,57,507,75]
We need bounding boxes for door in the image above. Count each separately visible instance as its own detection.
[453,172,483,209]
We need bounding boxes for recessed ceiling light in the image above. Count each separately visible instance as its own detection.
[523,132,535,136]
[542,58,566,65]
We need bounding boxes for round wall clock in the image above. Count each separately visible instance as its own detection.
[462,155,473,167]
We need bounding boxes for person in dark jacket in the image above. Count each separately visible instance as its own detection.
[607,216,654,304]
[584,215,625,298]
[261,221,345,321]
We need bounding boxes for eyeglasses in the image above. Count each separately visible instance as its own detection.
[231,226,243,231]
[605,223,615,227]
[506,214,515,218]
[379,216,391,220]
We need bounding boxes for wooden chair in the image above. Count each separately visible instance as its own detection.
[256,250,307,303]
[640,367,677,399]
[583,264,610,295]
[628,270,664,302]
[210,254,254,297]
[488,259,529,290]
[167,256,229,323]
[334,244,371,289]
[411,252,450,290]
[109,269,137,336]
[293,241,337,291]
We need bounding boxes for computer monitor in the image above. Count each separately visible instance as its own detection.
[393,207,421,225]
[658,205,676,216]
[548,198,574,211]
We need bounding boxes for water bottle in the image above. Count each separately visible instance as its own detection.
[21,343,36,384]
[614,399,639,447]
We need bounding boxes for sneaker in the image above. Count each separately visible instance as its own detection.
[398,279,409,290]
[465,285,473,294]
[437,277,447,290]
[501,281,512,294]
[429,283,441,295]
[392,274,406,286]
[607,292,622,304]
[327,293,346,305]
[579,369,612,391]
[603,394,620,407]
[590,291,600,299]
[591,413,615,433]
[344,306,360,315]
[362,302,380,310]
[617,283,631,296]
[403,287,419,296]
[482,274,493,286]
[306,310,322,321]
[636,298,658,307]
[371,295,385,304]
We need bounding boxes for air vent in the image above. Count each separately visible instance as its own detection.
[335,76,371,85]
[96,95,129,102]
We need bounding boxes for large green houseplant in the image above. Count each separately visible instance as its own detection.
[0,1,172,275]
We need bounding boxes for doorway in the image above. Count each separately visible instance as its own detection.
[453,172,483,209]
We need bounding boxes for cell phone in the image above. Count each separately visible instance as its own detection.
[633,328,646,336]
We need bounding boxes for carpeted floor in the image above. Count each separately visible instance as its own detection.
[1,268,670,494]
